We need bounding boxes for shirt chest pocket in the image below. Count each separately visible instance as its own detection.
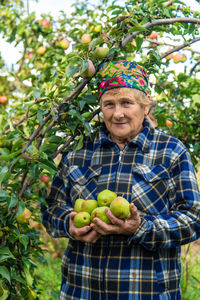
[131,164,174,215]
[69,165,102,202]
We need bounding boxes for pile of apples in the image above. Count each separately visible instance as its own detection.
[73,189,130,228]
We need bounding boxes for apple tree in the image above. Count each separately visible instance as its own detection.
[0,0,200,298]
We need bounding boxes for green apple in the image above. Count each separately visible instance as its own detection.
[94,47,109,59]
[97,189,117,207]
[60,38,70,49]
[16,208,32,224]
[74,212,91,228]
[110,196,130,219]
[81,199,98,214]
[91,206,111,224]
[36,46,46,55]
[74,198,85,213]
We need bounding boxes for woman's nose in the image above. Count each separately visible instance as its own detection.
[113,106,124,119]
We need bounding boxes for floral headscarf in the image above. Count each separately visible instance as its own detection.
[98,60,150,99]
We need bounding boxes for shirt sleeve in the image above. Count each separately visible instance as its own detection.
[127,148,200,251]
[41,153,74,239]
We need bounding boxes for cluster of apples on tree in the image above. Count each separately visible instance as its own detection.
[73,189,131,228]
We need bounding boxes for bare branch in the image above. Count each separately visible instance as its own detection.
[121,17,200,48]
[161,36,200,59]
[21,114,52,153]
[190,60,200,75]
[146,38,200,55]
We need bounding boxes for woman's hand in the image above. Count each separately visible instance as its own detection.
[90,203,141,236]
[69,212,101,243]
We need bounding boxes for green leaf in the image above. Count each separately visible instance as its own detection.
[37,109,44,123]
[0,266,11,283]
[0,190,10,199]
[75,134,84,151]
[191,94,200,110]
[0,150,21,162]
[0,247,15,262]
[80,60,89,74]
[38,159,57,174]
[19,234,29,250]
[0,167,10,183]
[33,90,40,99]
[135,36,143,51]
[16,201,26,216]
[39,142,59,154]
[7,196,18,209]
[0,284,9,300]
[24,266,33,286]
[129,26,147,33]
[65,65,80,78]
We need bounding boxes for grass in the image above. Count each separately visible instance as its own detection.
[35,252,62,300]
[181,246,200,300]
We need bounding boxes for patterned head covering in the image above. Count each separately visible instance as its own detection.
[98,60,150,99]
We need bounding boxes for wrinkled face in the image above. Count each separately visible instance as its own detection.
[101,88,149,143]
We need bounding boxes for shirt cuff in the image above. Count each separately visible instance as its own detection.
[127,217,149,246]
[64,214,75,240]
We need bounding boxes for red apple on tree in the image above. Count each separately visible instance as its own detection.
[173,53,187,63]
[40,20,50,28]
[166,119,173,127]
[149,32,158,39]
[81,59,96,78]
[41,175,50,183]
[81,34,91,44]
[0,95,8,104]
[27,52,34,59]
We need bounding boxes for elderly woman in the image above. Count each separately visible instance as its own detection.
[41,60,200,300]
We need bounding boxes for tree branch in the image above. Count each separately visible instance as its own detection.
[121,17,200,48]
[146,38,200,55]
[190,60,200,75]
[161,36,200,59]
[21,114,52,154]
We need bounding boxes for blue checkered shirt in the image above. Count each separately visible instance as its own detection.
[41,120,200,300]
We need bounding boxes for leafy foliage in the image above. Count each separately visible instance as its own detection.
[0,0,200,298]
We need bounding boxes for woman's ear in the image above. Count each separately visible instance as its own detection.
[144,105,150,116]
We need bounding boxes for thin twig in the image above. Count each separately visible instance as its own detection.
[161,37,200,59]
[190,60,200,75]
[121,17,200,48]
[146,38,200,55]
[21,114,52,153]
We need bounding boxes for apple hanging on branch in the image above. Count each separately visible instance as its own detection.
[80,59,96,78]
[81,33,91,44]
[39,19,50,28]
[173,53,187,63]
[0,95,8,104]
[94,46,109,60]
[148,32,159,39]
[36,46,47,55]
[59,38,70,49]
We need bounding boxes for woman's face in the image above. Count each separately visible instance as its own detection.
[101,88,149,144]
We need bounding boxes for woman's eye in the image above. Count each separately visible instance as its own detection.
[123,101,131,105]
[104,103,113,107]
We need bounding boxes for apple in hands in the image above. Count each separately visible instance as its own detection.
[91,203,141,236]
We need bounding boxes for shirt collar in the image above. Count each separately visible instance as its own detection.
[93,119,154,152]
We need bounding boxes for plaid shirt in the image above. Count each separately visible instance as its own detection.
[42,120,200,300]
